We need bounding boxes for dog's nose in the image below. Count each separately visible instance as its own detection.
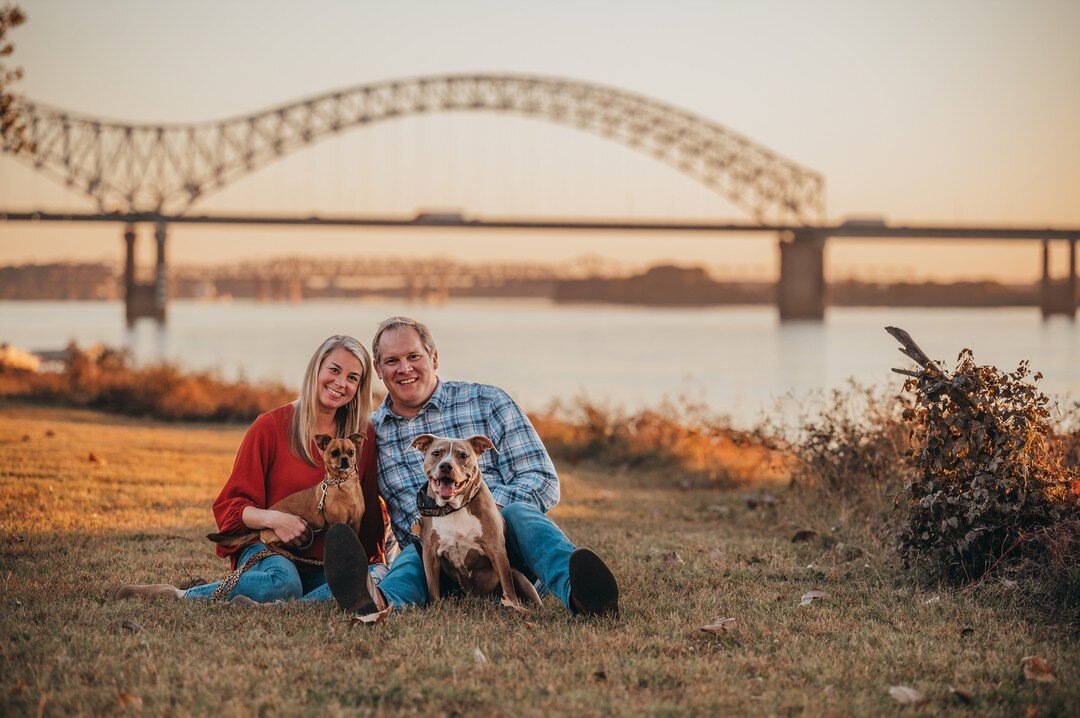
[338,457,350,469]
[438,461,453,475]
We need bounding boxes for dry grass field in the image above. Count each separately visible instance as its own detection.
[1,402,1075,716]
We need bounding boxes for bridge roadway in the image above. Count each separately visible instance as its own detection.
[2,210,1077,323]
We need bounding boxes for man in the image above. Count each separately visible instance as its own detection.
[323,316,619,617]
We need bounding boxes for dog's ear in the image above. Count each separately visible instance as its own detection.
[467,435,497,456]
[411,434,437,453]
[347,433,365,449]
[315,434,333,451]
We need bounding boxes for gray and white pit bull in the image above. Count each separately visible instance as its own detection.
[411,434,542,612]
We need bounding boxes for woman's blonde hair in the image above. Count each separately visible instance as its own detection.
[289,335,373,466]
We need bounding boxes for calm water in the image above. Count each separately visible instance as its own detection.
[1,299,1077,427]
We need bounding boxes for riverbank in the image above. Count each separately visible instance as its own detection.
[1,404,1075,715]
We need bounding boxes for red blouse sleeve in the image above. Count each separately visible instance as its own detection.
[212,411,275,535]
[356,422,386,564]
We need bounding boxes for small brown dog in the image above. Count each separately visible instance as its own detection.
[207,433,366,555]
[412,433,541,611]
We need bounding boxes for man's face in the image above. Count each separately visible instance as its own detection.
[375,327,439,419]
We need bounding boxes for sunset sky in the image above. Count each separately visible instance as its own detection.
[1,0,1078,281]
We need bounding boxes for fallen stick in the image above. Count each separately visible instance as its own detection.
[884,326,974,408]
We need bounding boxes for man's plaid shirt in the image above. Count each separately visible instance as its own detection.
[372,380,560,545]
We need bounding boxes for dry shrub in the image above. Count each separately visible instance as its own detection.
[0,342,293,422]
[530,396,780,487]
[897,350,1080,584]
[772,382,909,536]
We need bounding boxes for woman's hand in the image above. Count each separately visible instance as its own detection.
[266,511,311,547]
[241,506,311,547]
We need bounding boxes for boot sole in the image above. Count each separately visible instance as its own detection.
[569,548,619,617]
[324,524,376,614]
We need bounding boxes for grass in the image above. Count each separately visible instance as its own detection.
[1,402,1076,716]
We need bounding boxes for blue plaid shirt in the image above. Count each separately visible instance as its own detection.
[372,380,560,545]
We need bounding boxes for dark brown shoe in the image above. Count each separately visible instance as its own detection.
[324,523,377,614]
[568,548,619,617]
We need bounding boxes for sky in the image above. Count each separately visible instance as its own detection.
[1,0,1078,281]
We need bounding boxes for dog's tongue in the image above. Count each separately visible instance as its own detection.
[437,480,455,500]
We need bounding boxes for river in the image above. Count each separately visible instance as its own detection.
[1,299,1076,427]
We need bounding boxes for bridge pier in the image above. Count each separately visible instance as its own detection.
[1040,238,1077,320]
[777,230,826,321]
[123,222,168,326]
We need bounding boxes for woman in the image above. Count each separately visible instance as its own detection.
[115,335,385,603]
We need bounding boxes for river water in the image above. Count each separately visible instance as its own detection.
[1,299,1076,427]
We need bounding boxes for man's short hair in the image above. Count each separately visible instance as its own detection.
[372,316,437,365]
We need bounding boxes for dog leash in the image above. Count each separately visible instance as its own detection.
[209,471,355,601]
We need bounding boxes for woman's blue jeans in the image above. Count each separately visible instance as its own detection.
[306,502,576,608]
[182,542,327,602]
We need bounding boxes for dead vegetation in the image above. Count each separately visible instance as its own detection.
[1,404,1076,716]
[0,343,294,422]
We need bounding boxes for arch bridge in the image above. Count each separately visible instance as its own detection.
[4,75,1076,321]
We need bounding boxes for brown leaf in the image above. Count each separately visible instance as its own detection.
[88,451,106,465]
[117,692,143,709]
[350,604,392,625]
[44,429,55,437]
[500,596,529,616]
[21,434,30,442]
[523,620,537,630]
[700,617,736,635]
[791,529,817,543]
[799,590,827,606]
[660,551,683,566]
[949,685,974,704]
[888,686,926,705]
[1021,655,1057,683]
[119,620,143,634]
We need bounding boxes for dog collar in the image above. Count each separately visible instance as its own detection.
[416,480,481,517]
[316,468,357,516]
[322,469,355,488]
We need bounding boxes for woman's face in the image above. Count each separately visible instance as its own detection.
[315,346,364,413]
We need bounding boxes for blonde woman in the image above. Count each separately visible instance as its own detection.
[116,335,386,603]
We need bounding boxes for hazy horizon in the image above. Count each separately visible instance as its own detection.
[1,1,1078,281]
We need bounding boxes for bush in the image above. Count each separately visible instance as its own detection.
[530,396,781,487]
[897,350,1080,583]
[0,342,294,423]
[770,382,909,541]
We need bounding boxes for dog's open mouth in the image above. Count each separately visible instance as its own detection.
[434,477,462,500]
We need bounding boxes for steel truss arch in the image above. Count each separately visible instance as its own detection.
[7,74,825,223]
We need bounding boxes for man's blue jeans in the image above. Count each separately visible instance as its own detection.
[181,542,331,602]
[307,502,576,608]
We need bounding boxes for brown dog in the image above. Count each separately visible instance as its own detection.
[207,434,366,556]
[412,433,541,611]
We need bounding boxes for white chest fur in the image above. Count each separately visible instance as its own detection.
[431,509,485,566]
